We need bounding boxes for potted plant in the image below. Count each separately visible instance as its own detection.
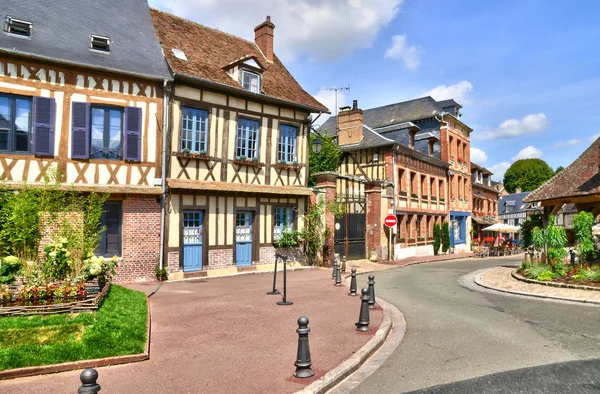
[84,255,119,290]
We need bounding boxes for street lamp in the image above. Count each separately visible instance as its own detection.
[312,137,322,153]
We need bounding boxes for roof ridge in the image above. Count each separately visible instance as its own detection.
[526,137,600,201]
[150,7,264,56]
[363,124,395,142]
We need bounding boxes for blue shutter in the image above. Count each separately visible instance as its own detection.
[71,102,90,159]
[124,106,141,161]
[33,96,55,156]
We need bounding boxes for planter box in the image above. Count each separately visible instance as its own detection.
[232,159,265,168]
[172,151,216,161]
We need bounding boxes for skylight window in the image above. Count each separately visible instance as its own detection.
[172,48,188,61]
[90,35,110,52]
[5,16,32,37]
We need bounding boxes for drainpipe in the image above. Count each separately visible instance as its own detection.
[391,146,398,261]
[159,78,168,270]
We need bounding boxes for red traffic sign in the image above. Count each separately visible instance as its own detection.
[384,215,397,228]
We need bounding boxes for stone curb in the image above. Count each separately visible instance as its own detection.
[295,298,398,394]
[0,293,152,380]
[474,270,600,306]
[511,270,600,292]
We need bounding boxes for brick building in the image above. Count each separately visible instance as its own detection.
[471,162,500,240]
[0,0,171,282]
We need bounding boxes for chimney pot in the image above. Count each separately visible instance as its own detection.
[352,100,358,110]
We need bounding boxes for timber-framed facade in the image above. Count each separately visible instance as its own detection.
[0,0,171,282]
[151,9,327,278]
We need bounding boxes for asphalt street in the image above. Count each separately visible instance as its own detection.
[352,256,600,394]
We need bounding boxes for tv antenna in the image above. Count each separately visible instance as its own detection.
[317,86,350,117]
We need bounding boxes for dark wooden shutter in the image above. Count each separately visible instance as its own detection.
[124,106,141,161]
[33,96,55,156]
[71,102,90,159]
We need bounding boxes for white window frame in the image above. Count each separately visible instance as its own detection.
[241,70,261,93]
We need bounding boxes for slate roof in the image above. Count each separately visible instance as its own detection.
[150,8,328,113]
[339,125,395,152]
[437,99,462,110]
[471,162,493,175]
[498,192,538,215]
[0,0,171,80]
[322,96,445,136]
[525,137,600,203]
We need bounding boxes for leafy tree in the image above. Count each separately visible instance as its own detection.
[555,166,564,173]
[520,213,543,248]
[442,222,450,253]
[573,211,594,262]
[433,223,441,255]
[503,159,554,193]
[308,133,343,187]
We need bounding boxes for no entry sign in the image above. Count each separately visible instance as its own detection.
[384,215,397,228]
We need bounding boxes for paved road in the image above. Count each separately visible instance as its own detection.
[352,256,600,393]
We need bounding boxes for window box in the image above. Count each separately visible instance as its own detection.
[172,151,216,161]
[422,195,429,200]
[439,198,445,202]
[232,158,265,168]
[397,238,406,243]
[417,237,425,242]
[400,191,407,197]
[411,193,419,199]
[431,196,437,201]
[273,162,300,170]
[407,238,415,243]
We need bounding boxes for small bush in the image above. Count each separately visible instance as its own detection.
[433,224,441,256]
[536,271,556,281]
[442,222,450,253]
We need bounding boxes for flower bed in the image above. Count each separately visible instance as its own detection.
[518,259,600,286]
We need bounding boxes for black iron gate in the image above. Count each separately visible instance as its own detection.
[334,200,366,260]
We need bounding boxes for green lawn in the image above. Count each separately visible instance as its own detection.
[0,285,147,371]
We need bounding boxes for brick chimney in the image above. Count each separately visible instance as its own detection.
[254,16,275,63]
[337,100,364,146]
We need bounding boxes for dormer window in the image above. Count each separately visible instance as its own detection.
[90,35,110,52]
[5,16,32,37]
[242,70,260,93]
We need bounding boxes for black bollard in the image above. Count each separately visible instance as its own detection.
[348,268,358,296]
[277,256,293,306]
[367,274,376,309]
[334,261,343,286]
[332,261,337,279]
[355,288,370,332]
[78,368,101,393]
[267,254,281,295]
[293,316,315,378]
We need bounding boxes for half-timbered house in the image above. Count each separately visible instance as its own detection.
[0,0,171,281]
[150,10,328,278]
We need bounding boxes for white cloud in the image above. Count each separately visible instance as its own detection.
[474,113,548,140]
[589,133,600,142]
[312,89,348,127]
[151,0,403,61]
[384,35,421,70]
[421,81,473,104]
[489,145,543,180]
[470,147,488,164]
[489,162,511,180]
[552,138,581,148]
[511,145,543,161]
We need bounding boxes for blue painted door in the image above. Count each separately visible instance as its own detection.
[235,211,252,267]
[183,211,203,272]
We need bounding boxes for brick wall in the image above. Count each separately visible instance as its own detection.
[208,248,233,269]
[259,246,306,265]
[115,196,161,283]
[167,251,179,273]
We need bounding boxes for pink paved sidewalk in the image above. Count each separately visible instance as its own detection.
[0,269,382,394]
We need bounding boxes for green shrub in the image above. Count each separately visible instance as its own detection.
[553,262,566,278]
[524,263,552,279]
[273,229,300,249]
[433,224,441,256]
[536,271,556,281]
[582,267,600,282]
[442,222,450,253]
[0,256,21,285]
[573,211,594,262]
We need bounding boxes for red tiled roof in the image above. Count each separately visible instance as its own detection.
[150,8,328,113]
[525,137,600,202]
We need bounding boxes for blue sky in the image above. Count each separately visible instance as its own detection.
[151,0,600,180]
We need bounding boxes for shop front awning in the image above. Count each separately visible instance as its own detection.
[167,179,315,196]
[472,216,499,226]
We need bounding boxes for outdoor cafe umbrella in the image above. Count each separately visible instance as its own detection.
[482,223,520,253]
[593,224,600,235]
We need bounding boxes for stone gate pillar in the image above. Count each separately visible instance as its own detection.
[365,180,383,261]
[313,172,338,267]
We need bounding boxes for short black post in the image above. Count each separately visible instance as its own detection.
[569,248,575,265]
[277,256,293,306]
[78,368,101,394]
[348,268,358,296]
[334,261,343,286]
[267,254,281,295]
[293,316,315,378]
[367,274,376,309]
[332,261,337,279]
[355,288,370,332]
